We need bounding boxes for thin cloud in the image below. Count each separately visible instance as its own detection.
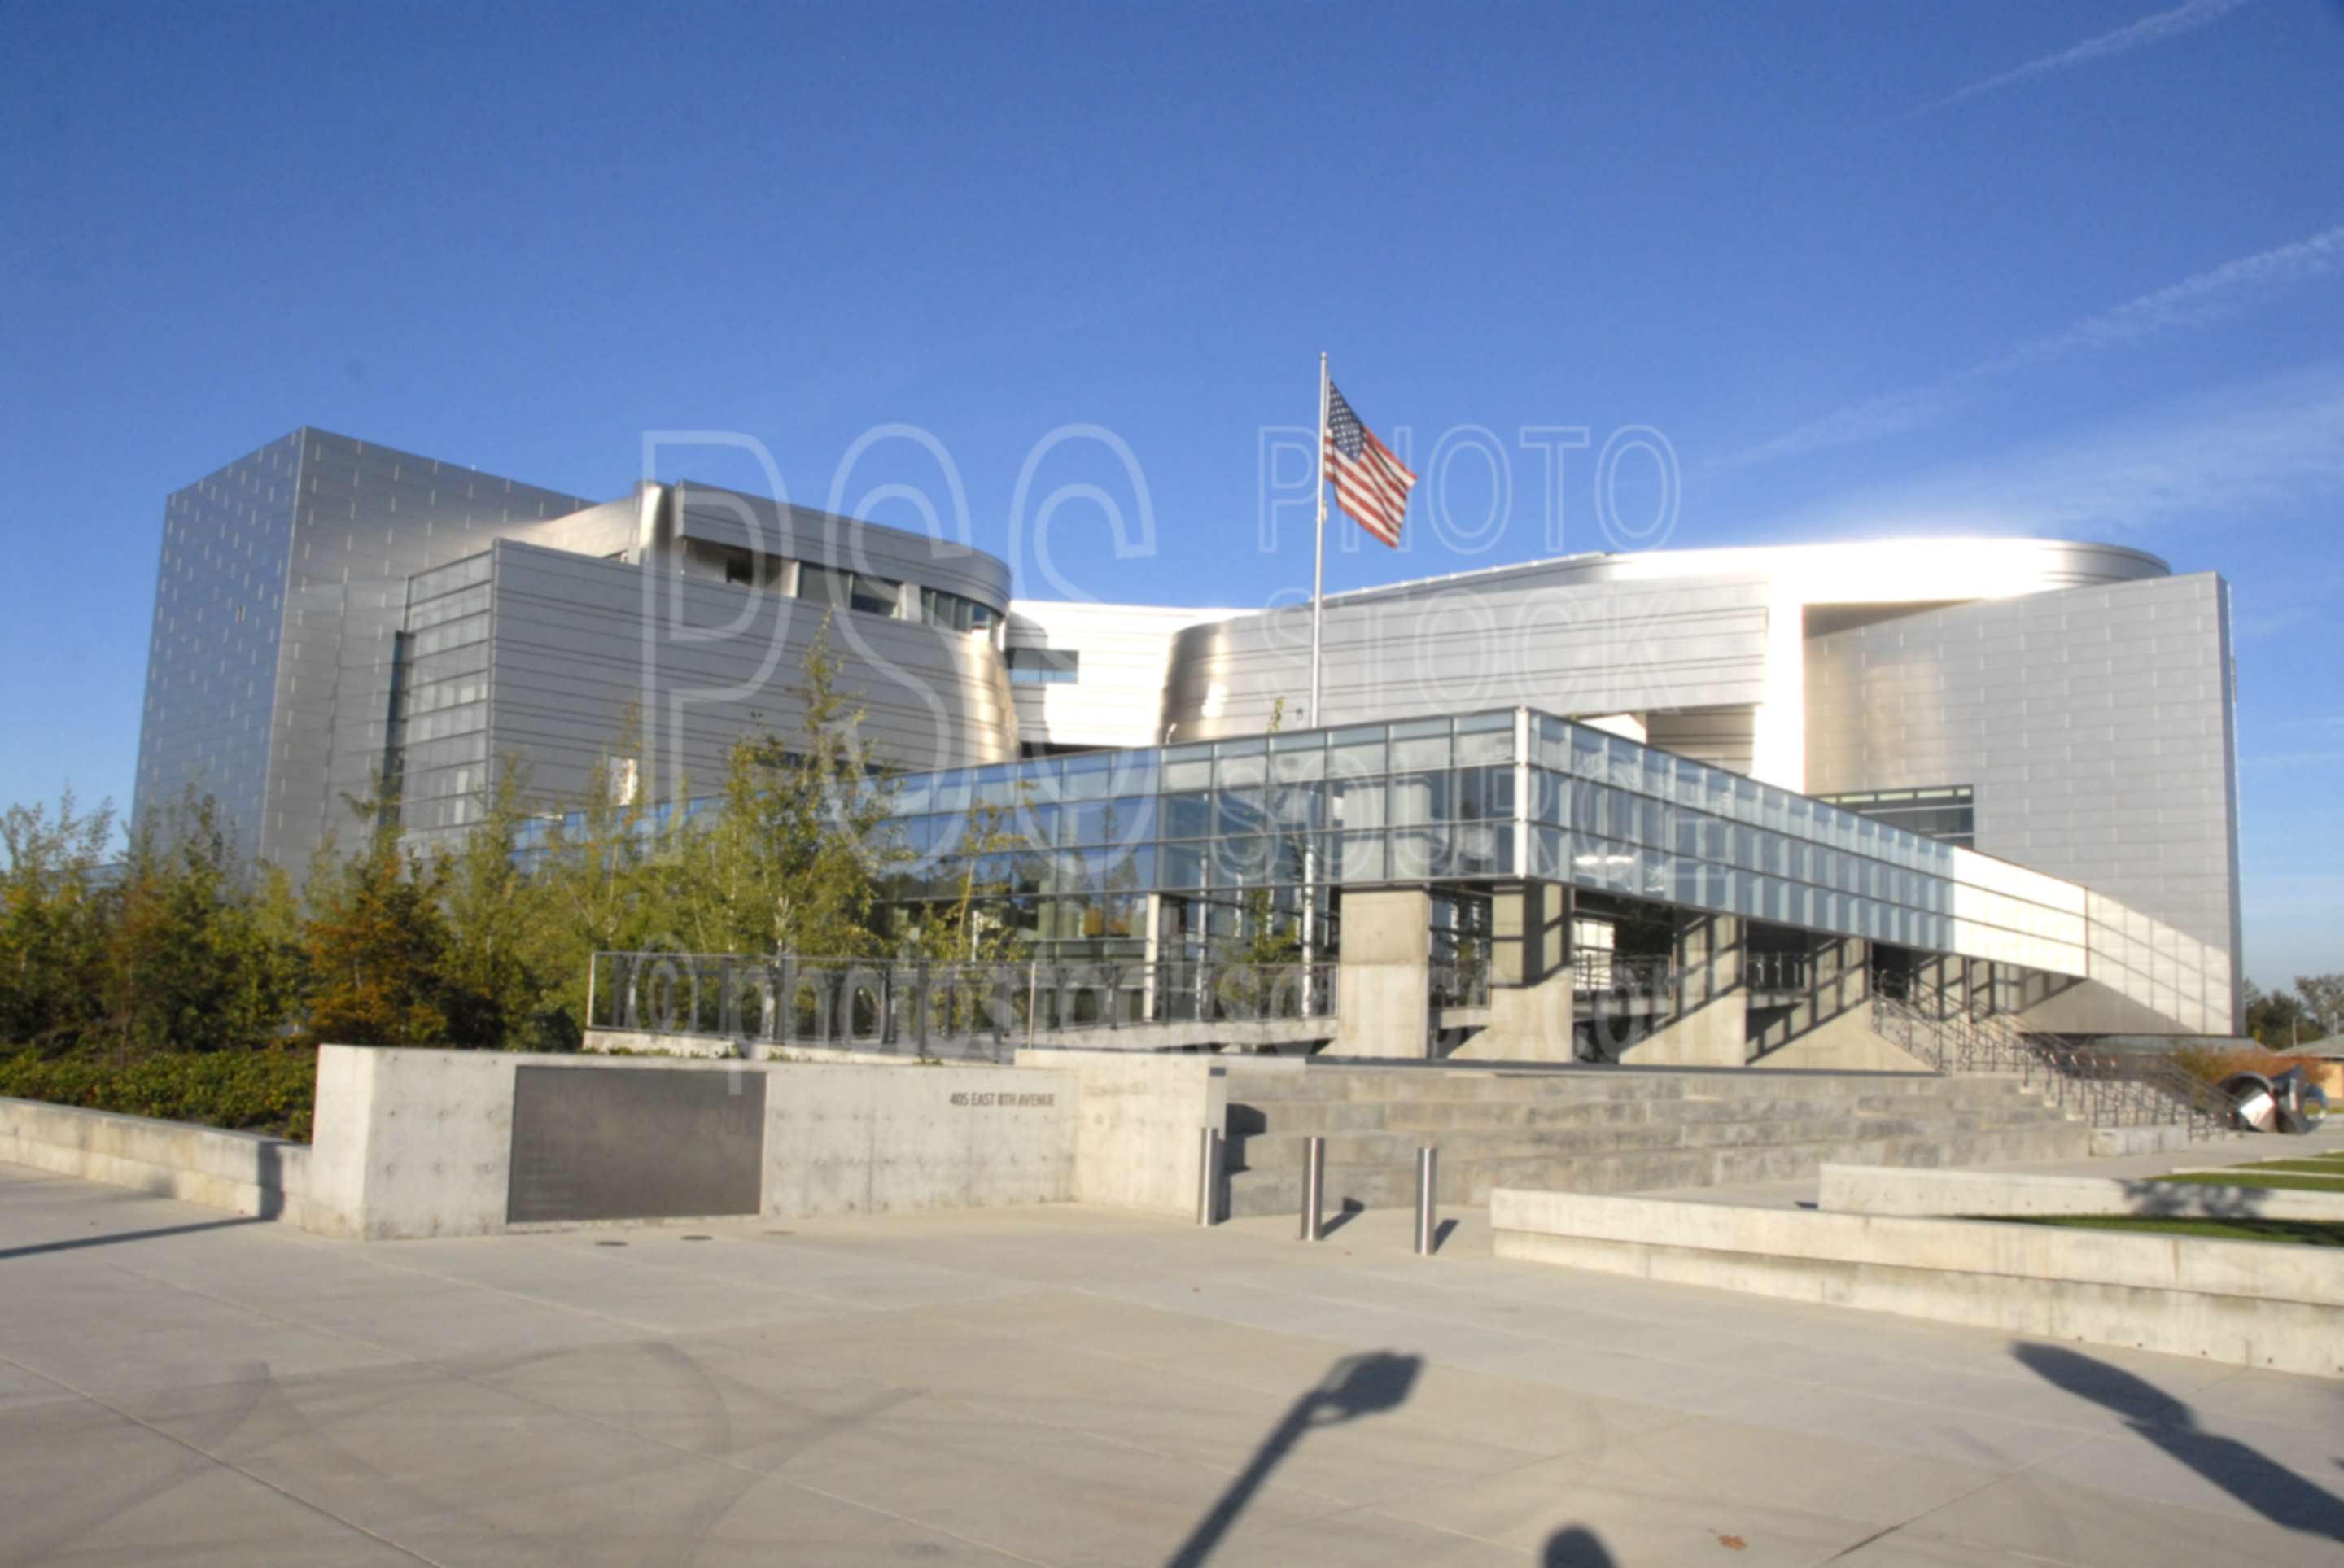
[1918,0,2254,116]
[1755,361,2344,539]
[1730,223,2344,465]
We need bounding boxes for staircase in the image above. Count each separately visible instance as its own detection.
[1869,992,2241,1143]
[1222,1065,2092,1217]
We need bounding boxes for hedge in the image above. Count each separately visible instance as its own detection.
[0,1048,317,1142]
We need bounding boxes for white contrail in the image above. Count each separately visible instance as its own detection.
[1754,362,2344,539]
[1730,223,2344,465]
[1920,0,2253,116]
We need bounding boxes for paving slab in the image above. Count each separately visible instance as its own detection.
[2,1160,2341,1566]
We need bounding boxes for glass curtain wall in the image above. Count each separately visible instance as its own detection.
[388,552,496,845]
[874,706,1977,965]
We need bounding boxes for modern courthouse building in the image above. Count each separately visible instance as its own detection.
[136,428,2244,1057]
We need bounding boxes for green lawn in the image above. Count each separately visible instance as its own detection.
[2151,1170,2344,1194]
[1988,1215,2344,1247]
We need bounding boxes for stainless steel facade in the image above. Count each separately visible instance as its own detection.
[442,534,1017,841]
[136,430,592,870]
[138,434,1020,868]
[1804,572,2241,1032]
[1161,566,1773,740]
[391,486,1022,849]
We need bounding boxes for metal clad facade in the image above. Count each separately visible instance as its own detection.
[1160,570,1773,739]
[133,433,303,857]
[484,539,1018,810]
[1804,572,2241,1029]
[1007,601,1243,750]
[674,485,1012,614]
[136,429,593,871]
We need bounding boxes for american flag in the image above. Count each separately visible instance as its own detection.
[1323,380,1415,548]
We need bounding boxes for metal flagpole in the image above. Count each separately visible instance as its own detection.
[1302,353,1331,1011]
[1309,352,1330,727]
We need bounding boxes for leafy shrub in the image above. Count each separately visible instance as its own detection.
[0,1047,316,1141]
[2169,1042,2325,1089]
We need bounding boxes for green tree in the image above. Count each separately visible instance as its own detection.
[907,795,1031,963]
[232,862,309,1040]
[2243,981,2322,1049]
[440,762,562,1048]
[100,795,299,1055]
[303,808,453,1046]
[2292,973,2342,1042]
[671,615,901,959]
[533,709,670,1041]
[0,792,115,1050]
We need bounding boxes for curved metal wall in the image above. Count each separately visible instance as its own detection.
[672,483,1012,615]
[1157,539,2172,744]
[483,541,1019,819]
[1161,569,1776,740]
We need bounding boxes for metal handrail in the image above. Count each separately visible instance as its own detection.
[1742,952,1813,993]
[1874,985,2237,1138]
[588,951,1340,1059]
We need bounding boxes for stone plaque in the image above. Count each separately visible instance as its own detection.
[506,1066,766,1224]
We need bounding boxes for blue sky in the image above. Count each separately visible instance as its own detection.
[2,2,2337,985]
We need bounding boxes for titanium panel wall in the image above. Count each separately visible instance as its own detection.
[482,540,1018,817]
[265,432,593,874]
[1162,570,1772,739]
[133,433,304,856]
[1804,572,2240,1030]
[673,484,1012,614]
[1007,601,1241,751]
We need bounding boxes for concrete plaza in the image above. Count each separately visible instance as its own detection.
[1,1164,2338,1567]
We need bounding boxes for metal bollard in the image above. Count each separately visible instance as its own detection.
[1414,1146,1439,1256]
[1299,1136,1325,1241]
[1196,1126,1223,1225]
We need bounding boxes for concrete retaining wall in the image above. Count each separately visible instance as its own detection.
[310,1047,1078,1241]
[1018,1048,1226,1216]
[1492,1186,2344,1379]
[0,1096,318,1226]
[2,1046,1223,1243]
[1817,1162,2344,1222]
[2089,1123,2193,1157]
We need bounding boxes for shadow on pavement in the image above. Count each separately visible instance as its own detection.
[1542,1524,1619,1565]
[1163,1350,1422,1567]
[2014,1343,2344,1540]
[0,1215,265,1261]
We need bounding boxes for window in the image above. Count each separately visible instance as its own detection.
[918,587,1002,634]
[693,539,786,589]
[1814,785,1975,849]
[799,563,903,618]
[1008,647,1080,684]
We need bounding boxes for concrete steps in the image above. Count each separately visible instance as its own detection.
[1221,1065,2091,1218]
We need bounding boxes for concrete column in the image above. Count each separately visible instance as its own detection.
[1142,892,1163,1021]
[1619,912,1745,1067]
[1329,887,1432,1059]
[1489,880,1568,989]
[1674,912,1742,1008]
[1747,935,1900,1070]
[1469,880,1576,1061]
